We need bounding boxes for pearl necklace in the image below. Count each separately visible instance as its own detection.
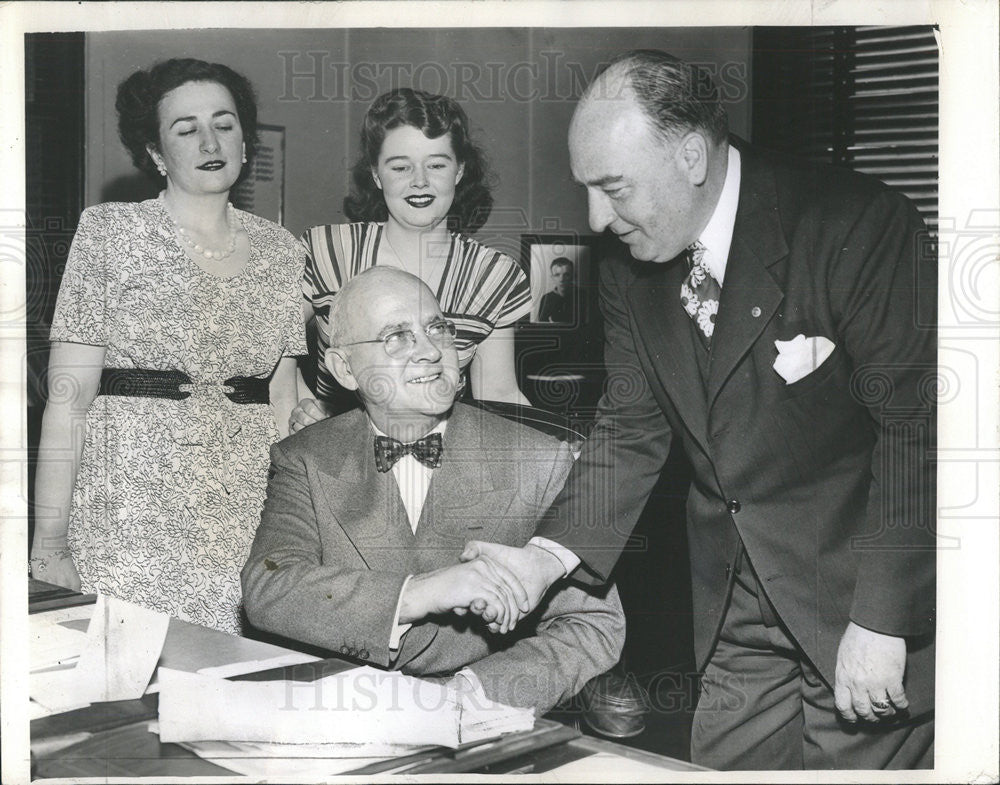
[160,194,238,261]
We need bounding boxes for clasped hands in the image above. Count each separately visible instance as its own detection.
[398,541,564,634]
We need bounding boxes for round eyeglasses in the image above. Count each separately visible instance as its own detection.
[340,319,457,359]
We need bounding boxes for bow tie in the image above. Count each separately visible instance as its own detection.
[374,433,444,473]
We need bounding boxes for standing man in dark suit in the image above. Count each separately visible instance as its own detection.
[462,50,936,769]
[242,267,624,716]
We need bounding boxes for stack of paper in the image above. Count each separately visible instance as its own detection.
[157,665,533,749]
[154,731,429,778]
[459,695,535,744]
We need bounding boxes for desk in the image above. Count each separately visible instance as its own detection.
[29,582,704,778]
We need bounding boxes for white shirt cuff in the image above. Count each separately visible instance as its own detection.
[528,536,581,577]
[388,575,414,653]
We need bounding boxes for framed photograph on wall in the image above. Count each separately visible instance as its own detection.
[520,233,598,327]
[231,123,286,225]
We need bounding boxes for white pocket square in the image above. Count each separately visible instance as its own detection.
[773,334,836,385]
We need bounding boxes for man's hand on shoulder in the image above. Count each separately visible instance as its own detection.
[834,621,909,723]
[460,541,566,630]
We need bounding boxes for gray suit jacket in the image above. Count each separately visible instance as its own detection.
[242,402,625,715]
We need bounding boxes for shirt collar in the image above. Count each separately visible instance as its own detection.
[697,145,741,285]
[370,417,448,442]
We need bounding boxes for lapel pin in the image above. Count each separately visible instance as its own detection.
[751,306,762,318]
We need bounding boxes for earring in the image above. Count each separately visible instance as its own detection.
[152,156,167,177]
[242,143,247,164]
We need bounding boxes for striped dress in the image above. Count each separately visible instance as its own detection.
[302,221,531,399]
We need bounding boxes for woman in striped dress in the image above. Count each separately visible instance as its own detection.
[292,88,531,428]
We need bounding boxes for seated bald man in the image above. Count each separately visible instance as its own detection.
[242,267,624,714]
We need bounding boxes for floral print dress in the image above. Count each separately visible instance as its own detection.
[50,199,307,635]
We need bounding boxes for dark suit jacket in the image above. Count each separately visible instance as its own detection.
[242,402,625,715]
[536,139,936,709]
[539,289,575,323]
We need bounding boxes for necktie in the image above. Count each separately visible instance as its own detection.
[679,240,721,347]
[374,433,444,472]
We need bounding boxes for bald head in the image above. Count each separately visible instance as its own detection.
[328,267,437,347]
[576,63,635,117]
[325,266,461,436]
[578,50,729,145]
[570,67,657,168]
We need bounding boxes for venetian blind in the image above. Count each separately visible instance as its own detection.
[752,26,939,231]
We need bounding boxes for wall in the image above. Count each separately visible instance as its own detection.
[85,27,752,248]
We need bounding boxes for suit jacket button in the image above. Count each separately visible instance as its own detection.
[360,649,370,659]
[727,499,741,514]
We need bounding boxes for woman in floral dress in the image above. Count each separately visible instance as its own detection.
[30,59,306,635]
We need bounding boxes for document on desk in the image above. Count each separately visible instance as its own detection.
[157,665,534,749]
[30,596,168,715]
[73,595,170,702]
[30,616,85,670]
[30,609,89,716]
[156,730,429,778]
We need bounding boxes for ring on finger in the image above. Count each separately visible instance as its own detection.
[870,697,891,712]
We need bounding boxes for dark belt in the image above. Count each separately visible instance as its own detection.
[98,368,269,404]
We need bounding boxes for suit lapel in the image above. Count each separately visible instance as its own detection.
[415,404,518,563]
[706,144,788,411]
[630,260,711,455]
[316,414,416,573]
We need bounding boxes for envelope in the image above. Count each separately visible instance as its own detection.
[773,334,836,385]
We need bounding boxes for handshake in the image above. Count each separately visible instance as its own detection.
[397,542,566,634]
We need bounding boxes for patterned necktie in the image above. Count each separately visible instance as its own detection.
[374,433,444,472]
[679,240,721,348]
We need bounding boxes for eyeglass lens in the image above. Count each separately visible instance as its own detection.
[383,321,456,357]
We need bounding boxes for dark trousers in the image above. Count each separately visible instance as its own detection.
[690,550,934,770]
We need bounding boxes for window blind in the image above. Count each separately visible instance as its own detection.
[752,26,939,231]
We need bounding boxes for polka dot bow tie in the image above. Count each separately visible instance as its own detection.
[374,433,444,472]
[679,240,721,347]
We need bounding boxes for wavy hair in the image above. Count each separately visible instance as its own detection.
[343,88,495,234]
[116,58,259,182]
